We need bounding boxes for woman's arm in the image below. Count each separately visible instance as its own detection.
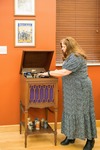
[38,69,72,77]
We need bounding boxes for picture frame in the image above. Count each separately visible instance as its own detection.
[14,0,35,16]
[15,20,35,47]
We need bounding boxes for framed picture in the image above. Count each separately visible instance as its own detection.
[15,20,35,47]
[14,0,35,16]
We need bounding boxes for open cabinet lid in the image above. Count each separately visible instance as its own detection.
[20,50,54,74]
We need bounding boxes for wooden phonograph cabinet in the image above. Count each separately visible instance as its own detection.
[19,51,58,148]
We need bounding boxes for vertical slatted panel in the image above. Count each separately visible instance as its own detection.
[30,85,54,103]
[56,0,100,64]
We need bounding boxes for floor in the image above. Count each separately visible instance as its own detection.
[0,124,100,150]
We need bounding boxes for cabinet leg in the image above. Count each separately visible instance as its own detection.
[45,108,48,121]
[25,132,27,148]
[54,108,58,146]
[54,130,57,146]
[25,110,28,148]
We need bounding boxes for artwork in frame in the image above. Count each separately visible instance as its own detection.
[15,20,35,47]
[14,0,35,16]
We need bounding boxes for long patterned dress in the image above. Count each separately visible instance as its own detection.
[61,53,97,140]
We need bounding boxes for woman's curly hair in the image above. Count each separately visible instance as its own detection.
[60,37,87,61]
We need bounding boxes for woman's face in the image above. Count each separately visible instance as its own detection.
[61,42,67,53]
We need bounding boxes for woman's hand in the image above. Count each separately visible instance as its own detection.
[37,72,49,77]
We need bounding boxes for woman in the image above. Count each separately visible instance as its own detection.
[38,37,97,150]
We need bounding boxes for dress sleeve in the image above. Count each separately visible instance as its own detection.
[62,54,83,72]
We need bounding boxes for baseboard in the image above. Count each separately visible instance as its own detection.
[96,120,100,127]
[0,120,100,132]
